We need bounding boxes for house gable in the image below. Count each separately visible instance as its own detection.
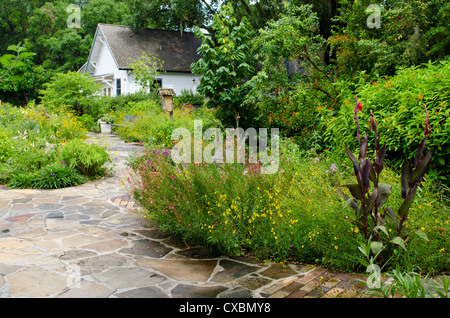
[83,26,119,76]
[97,24,202,72]
[80,23,203,96]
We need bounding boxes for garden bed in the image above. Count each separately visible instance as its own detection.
[125,140,449,275]
[0,104,112,188]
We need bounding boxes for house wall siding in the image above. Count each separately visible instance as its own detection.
[128,72,202,96]
[84,25,203,97]
[158,73,202,96]
[94,41,118,76]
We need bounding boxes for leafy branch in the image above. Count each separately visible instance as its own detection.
[0,43,35,82]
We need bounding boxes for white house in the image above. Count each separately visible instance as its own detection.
[79,23,202,97]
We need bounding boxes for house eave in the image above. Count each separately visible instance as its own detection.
[119,67,193,74]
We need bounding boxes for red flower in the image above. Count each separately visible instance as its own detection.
[356,102,363,111]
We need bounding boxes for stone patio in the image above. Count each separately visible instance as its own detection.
[0,133,371,298]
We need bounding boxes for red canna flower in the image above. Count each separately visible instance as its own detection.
[356,102,363,111]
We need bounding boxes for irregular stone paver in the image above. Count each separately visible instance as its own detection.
[0,132,373,298]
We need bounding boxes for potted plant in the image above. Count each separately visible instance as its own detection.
[99,115,114,134]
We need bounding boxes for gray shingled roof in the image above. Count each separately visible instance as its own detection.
[99,23,202,72]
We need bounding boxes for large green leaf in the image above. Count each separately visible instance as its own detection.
[391,236,407,250]
[370,240,384,255]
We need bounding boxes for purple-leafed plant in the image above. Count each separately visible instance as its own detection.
[339,98,432,254]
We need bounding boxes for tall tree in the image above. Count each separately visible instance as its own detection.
[191,2,256,128]
[0,0,132,104]
[330,0,449,79]
[0,0,47,52]
[126,0,221,33]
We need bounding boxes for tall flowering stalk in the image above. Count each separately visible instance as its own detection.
[340,98,432,257]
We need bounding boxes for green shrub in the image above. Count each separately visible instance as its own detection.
[39,71,103,118]
[0,127,12,162]
[60,139,111,178]
[79,114,96,131]
[323,60,450,184]
[173,89,204,108]
[117,108,194,146]
[8,162,87,189]
[101,92,158,113]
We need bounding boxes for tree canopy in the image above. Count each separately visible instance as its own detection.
[0,0,447,106]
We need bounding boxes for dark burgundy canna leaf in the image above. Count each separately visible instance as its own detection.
[346,183,363,200]
[345,144,360,178]
[401,161,413,199]
[397,186,418,218]
[414,138,426,168]
[365,187,378,213]
[359,132,368,160]
[410,151,432,186]
[377,183,392,207]
[383,206,398,226]
[361,159,372,193]
[374,144,386,174]
[369,165,378,186]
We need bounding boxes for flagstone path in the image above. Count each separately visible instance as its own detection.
[0,132,370,298]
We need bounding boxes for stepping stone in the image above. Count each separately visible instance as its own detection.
[171,284,228,298]
[11,198,32,204]
[75,253,131,275]
[259,263,298,280]
[82,239,129,253]
[115,286,169,298]
[60,249,97,261]
[5,214,35,224]
[93,267,166,289]
[236,275,273,290]
[176,246,220,259]
[134,229,170,239]
[119,239,172,258]
[8,268,69,297]
[217,286,253,298]
[57,280,114,298]
[65,214,91,221]
[80,220,101,225]
[60,196,84,201]
[37,203,64,211]
[46,212,64,219]
[136,258,218,282]
[211,260,260,284]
